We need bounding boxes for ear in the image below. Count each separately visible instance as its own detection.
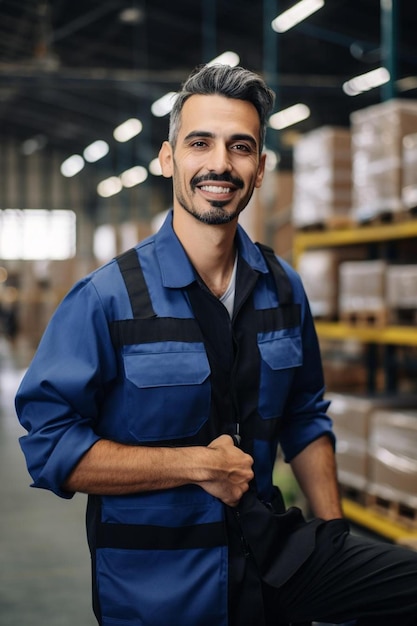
[159,141,174,178]
[255,153,267,188]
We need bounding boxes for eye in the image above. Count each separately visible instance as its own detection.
[231,143,251,152]
[190,140,208,149]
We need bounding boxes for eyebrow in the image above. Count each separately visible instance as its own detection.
[183,130,258,150]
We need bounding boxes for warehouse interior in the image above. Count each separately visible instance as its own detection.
[1,1,417,624]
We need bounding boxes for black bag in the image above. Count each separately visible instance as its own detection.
[230,486,325,588]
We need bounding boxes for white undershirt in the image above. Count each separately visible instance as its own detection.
[219,255,238,318]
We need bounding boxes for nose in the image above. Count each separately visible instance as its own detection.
[207,142,232,173]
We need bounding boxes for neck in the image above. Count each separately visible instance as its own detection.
[173,207,237,298]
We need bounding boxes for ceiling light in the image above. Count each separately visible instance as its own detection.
[119,7,144,24]
[207,51,240,67]
[149,158,162,176]
[150,51,240,120]
[269,104,311,130]
[264,148,279,171]
[342,67,390,96]
[60,154,85,177]
[120,166,148,188]
[97,176,123,198]
[271,0,325,33]
[113,118,143,142]
[83,140,109,163]
[151,92,178,118]
[21,134,47,156]
[397,76,417,93]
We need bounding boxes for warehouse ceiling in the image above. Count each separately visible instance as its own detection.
[1,0,416,172]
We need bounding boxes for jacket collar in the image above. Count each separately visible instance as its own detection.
[154,210,269,289]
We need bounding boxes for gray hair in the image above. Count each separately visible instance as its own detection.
[168,64,275,152]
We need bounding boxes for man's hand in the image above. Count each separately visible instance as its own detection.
[63,435,253,504]
[196,434,254,507]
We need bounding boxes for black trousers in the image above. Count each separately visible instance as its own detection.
[262,520,417,625]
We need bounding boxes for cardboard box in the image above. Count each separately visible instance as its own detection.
[292,126,352,228]
[351,99,417,220]
[402,132,417,210]
[338,260,386,315]
[327,394,417,492]
[368,409,417,508]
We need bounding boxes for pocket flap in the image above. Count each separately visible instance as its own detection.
[258,335,302,370]
[124,344,210,388]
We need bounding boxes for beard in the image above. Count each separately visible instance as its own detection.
[180,201,241,225]
[173,164,252,225]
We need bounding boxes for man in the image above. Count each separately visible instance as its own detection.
[16,64,417,626]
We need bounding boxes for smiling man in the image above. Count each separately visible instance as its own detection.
[16,64,417,626]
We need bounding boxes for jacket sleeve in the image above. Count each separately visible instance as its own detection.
[15,278,117,498]
[278,263,335,462]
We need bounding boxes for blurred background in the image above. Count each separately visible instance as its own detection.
[1,1,417,624]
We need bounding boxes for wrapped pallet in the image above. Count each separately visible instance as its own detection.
[402,132,417,210]
[327,394,417,494]
[386,264,417,324]
[297,250,339,318]
[338,259,387,324]
[292,126,352,228]
[327,393,378,491]
[351,99,417,221]
[368,409,417,513]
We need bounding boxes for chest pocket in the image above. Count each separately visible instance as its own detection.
[123,342,211,441]
[257,329,302,420]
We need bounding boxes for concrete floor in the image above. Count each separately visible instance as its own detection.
[0,341,96,626]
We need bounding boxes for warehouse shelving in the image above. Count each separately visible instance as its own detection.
[293,217,417,540]
[293,218,417,351]
[293,218,417,263]
[342,499,417,545]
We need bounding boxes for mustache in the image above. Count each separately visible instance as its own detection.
[191,172,244,190]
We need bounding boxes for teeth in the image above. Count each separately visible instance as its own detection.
[200,185,231,194]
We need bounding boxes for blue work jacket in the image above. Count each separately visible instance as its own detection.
[16,211,333,626]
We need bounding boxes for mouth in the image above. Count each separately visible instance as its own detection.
[192,174,243,202]
[197,182,236,198]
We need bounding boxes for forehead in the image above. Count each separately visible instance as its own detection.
[179,94,261,144]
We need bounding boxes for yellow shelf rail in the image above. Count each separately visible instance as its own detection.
[315,321,417,346]
[342,499,417,544]
[293,219,417,264]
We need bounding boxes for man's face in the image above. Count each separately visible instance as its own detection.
[160,94,266,225]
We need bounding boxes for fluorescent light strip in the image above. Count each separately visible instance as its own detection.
[120,166,148,188]
[151,92,178,118]
[343,67,390,96]
[151,51,240,118]
[271,0,325,33]
[83,140,109,163]
[269,103,311,130]
[60,154,85,177]
[207,51,240,67]
[113,118,143,142]
[97,176,123,198]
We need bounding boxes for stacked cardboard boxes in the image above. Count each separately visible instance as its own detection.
[369,409,417,512]
[292,126,352,228]
[327,394,417,506]
[351,99,417,221]
[402,132,417,210]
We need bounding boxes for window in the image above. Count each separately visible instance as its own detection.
[0,209,76,260]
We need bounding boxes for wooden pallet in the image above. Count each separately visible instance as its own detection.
[296,216,355,232]
[367,494,417,529]
[341,483,417,532]
[388,307,417,326]
[339,483,368,507]
[355,209,414,226]
[340,308,387,328]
